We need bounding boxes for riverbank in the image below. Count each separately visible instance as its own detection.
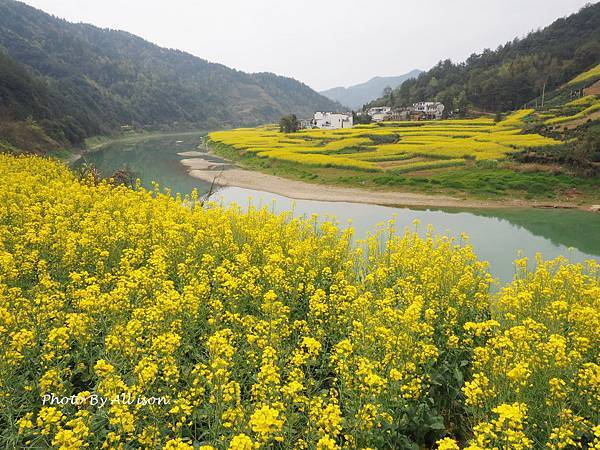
[183,150,597,211]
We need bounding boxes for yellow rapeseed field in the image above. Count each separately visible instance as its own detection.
[567,63,600,86]
[1,155,598,449]
[545,99,600,126]
[208,111,562,174]
[565,95,597,107]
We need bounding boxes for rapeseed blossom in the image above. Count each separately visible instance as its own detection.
[0,155,597,449]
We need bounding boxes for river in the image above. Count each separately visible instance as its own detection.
[74,131,600,286]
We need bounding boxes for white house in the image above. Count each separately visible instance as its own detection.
[312,112,353,129]
[367,106,392,122]
[298,118,313,129]
[412,102,445,119]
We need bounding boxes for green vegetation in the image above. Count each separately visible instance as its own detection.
[279,115,299,133]
[515,120,600,177]
[545,101,600,125]
[0,0,340,151]
[368,3,600,113]
[352,111,374,125]
[402,167,599,198]
[0,119,63,154]
[501,83,600,177]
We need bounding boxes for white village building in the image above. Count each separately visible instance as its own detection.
[367,106,392,122]
[413,102,445,120]
[312,112,353,129]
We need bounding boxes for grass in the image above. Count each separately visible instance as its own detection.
[45,148,77,161]
[355,167,599,200]
[0,139,20,153]
[413,167,600,198]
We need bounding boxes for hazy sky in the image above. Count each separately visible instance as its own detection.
[20,0,593,91]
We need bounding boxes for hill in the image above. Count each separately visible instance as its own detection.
[367,3,600,113]
[320,70,422,109]
[0,0,341,149]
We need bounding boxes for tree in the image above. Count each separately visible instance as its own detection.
[452,91,468,115]
[352,111,372,125]
[279,114,299,133]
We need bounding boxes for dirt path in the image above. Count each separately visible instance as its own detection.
[183,155,589,210]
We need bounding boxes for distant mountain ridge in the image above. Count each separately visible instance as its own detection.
[0,0,341,148]
[320,70,423,109]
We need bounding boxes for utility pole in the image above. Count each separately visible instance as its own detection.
[541,82,546,109]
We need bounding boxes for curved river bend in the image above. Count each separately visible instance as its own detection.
[74,132,600,285]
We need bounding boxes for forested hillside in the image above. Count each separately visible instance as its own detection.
[0,0,340,149]
[368,2,600,113]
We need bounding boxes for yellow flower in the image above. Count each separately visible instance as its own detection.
[16,413,34,433]
[52,429,86,450]
[436,437,460,450]
[36,407,64,436]
[316,434,339,450]
[507,362,531,385]
[229,434,256,450]
[164,438,194,449]
[94,359,115,377]
[249,405,284,437]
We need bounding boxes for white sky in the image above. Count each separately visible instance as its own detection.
[19,0,593,91]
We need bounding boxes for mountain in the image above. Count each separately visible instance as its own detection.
[0,0,341,148]
[367,3,600,113]
[320,70,423,109]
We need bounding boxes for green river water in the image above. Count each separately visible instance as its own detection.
[74,132,600,286]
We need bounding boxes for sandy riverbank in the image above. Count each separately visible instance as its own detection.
[180,154,591,210]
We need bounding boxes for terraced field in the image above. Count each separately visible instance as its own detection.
[543,95,600,127]
[567,62,600,87]
[209,110,561,174]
